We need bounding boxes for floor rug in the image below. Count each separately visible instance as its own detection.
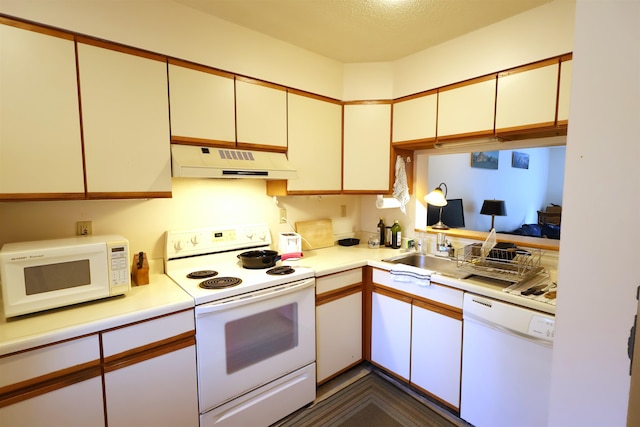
[276,372,460,427]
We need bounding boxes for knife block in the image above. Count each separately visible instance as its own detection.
[131,252,149,286]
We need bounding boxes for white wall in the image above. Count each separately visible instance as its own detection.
[392,0,575,98]
[426,147,564,231]
[548,1,640,425]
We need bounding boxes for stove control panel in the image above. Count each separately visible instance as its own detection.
[165,224,272,259]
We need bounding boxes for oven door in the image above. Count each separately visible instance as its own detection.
[195,278,315,413]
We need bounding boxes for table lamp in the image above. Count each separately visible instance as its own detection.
[480,199,507,230]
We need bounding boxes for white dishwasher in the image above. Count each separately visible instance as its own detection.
[460,293,555,427]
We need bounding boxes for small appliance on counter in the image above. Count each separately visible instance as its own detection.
[0,235,131,317]
[278,232,302,260]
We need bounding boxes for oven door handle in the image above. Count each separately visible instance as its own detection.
[196,278,315,316]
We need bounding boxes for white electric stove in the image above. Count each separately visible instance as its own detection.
[164,223,316,427]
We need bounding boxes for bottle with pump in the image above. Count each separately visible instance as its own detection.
[391,220,402,249]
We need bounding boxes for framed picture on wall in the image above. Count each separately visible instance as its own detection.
[512,152,529,169]
[471,151,499,169]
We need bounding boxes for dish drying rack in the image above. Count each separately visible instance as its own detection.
[457,243,544,283]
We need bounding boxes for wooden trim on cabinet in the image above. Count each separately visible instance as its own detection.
[497,57,559,78]
[393,88,438,103]
[435,129,496,142]
[235,142,288,153]
[315,283,362,306]
[0,360,102,408]
[496,121,557,135]
[85,191,172,200]
[363,267,373,361]
[235,75,286,92]
[343,99,393,106]
[0,15,73,40]
[171,136,236,148]
[103,332,195,373]
[0,193,85,201]
[412,298,462,321]
[168,58,234,79]
[75,35,166,63]
[371,284,413,304]
[410,381,459,412]
[437,73,497,93]
[287,88,342,105]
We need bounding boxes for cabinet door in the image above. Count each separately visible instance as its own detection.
[343,103,392,192]
[236,78,287,151]
[370,290,411,380]
[0,335,103,426]
[77,42,171,198]
[496,61,559,132]
[0,23,84,198]
[558,59,572,124]
[411,301,462,409]
[0,377,105,427]
[316,291,362,383]
[392,93,437,143]
[437,77,496,139]
[104,345,199,427]
[287,92,342,193]
[168,62,236,145]
[102,311,198,427]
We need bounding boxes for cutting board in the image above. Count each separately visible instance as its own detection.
[295,219,334,250]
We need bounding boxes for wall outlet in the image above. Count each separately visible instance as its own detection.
[76,221,92,236]
[279,208,287,224]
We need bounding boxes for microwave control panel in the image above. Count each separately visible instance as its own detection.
[107,240,131,293]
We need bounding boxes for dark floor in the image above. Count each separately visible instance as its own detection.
[288,363,470,427]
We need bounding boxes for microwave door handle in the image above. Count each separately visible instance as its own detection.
[196,279,314,317]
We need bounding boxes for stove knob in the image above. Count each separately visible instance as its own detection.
[245,229,254,239]
[173,240,184,252]
[257,231,266,241]
[190,235,200,246]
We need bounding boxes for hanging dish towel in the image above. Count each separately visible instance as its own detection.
[390,264,432,287]
[392,155,410,213]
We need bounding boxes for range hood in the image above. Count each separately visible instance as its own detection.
[171,145,297,180]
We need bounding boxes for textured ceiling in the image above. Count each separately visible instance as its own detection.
[174,0,552,63]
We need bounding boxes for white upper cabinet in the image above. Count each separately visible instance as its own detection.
[0,23,84,198]
[558,58,572,124]
[235,78,287,151]
[286,92,342,193]
[77,42,171,197]
[168,61,236,145]
[392,92,437,143]
[437,77,496,139]
[496,60,560,132]
[343,103,392,192]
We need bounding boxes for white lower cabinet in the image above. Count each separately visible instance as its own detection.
[410,301,463,409]
[370,290,412,380]
[0,335,104,426]
[316,268,363,383]
[102,310,199,427]
[370,268,463,409]
[0,311,199,427]
[0,377,104,427]
[104,345,198,427]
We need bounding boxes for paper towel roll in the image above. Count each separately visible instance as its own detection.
[376,195,401,209]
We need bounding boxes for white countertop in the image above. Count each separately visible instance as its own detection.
[287,243,556,315]
[0,274,194,356]
[1,244,555,357]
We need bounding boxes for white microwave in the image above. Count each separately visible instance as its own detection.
[0,235,131,318]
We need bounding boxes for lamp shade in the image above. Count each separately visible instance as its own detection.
[480,200,507,216]
[425,183,448,207]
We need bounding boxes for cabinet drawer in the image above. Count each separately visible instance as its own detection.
[0,335,100,388]
[372,268,463,309]
[316,268,363,295]
[102,310,194,358]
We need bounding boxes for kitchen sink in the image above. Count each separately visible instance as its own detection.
[383,252,471,279]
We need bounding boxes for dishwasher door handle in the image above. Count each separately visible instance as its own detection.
[464,313,553,348]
